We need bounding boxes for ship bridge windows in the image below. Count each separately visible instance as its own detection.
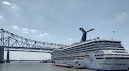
[97,57,129,59]
[96,53,129,56]
[100,47,125,50]
[87,41,121,47]
[95,54,105,56]
[121,54,129,56]
[96,41,121,46]
[61,44,99,54]
[95,53,129,60]
[110,49,125,50]
[66,43,97,50]
[112,51,128,53]
[102,41,120,44]
[113,54,122,56]
[95,54,129,57]
[98,43,122,48]
[105,54,114,56]
[118,47,123,48]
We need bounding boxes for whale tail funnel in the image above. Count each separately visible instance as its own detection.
[79,28,86,42]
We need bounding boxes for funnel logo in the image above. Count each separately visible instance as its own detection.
[79,28,94,42]
[79,28,86,42]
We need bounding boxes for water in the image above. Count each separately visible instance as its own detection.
[0,62,93,71]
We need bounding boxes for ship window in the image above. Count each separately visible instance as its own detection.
[118,47,123,48]
[96,58,104,59]
[114,57,129,59]
[114,54,121,56]
[94,41,97,43]
[95,54,105,56]
[105,57,113,59]
[122,54,129,56]
[98,41,103,43]
[105,54,113,56]
[112,51,127,53]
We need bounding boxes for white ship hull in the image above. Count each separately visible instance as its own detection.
[54,61,129,70]
[53,51,129,70]
[51,39,129,70]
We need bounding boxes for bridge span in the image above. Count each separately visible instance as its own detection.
[0,29,68,63]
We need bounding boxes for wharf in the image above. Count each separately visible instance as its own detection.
[54,64,73,68]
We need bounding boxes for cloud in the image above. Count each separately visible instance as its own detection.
[22,28,38,34]
[0,14,5,20]
[11,25,20,30]
[2,1,11,5]
[67,38,73,44]
[11,4,18,10]
[10,25,49,37]
[43,33,49,35]
[10,25,38,34]
[68,38,72,41]
[39,34,44,37]
[0,16,2,19]
[22,28,29,34]
[31,29,37,33]
[2,1,18,10]
[116,12,128,21]
[39,33,49,37]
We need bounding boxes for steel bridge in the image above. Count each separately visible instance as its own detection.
[0,29,68,52]
[0,29,69,63]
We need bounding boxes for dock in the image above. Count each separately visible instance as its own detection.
[54,64,73,68]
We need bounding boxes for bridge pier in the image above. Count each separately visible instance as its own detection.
[6,49,10,63]
[0,48,5,63]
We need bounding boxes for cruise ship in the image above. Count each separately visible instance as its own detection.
[51,28,129,71]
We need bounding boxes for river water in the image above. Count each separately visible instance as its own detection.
[0,62,94,71]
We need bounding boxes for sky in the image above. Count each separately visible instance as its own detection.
[0,0,129,60]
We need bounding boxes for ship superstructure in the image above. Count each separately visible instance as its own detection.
[51,28,129,70]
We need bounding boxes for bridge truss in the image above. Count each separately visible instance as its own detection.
[0,29,69,53]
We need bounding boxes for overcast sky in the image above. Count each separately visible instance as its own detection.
[0,0,129,60]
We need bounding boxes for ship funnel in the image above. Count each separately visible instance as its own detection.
[79,28,94,42]
[79,28,86,42]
